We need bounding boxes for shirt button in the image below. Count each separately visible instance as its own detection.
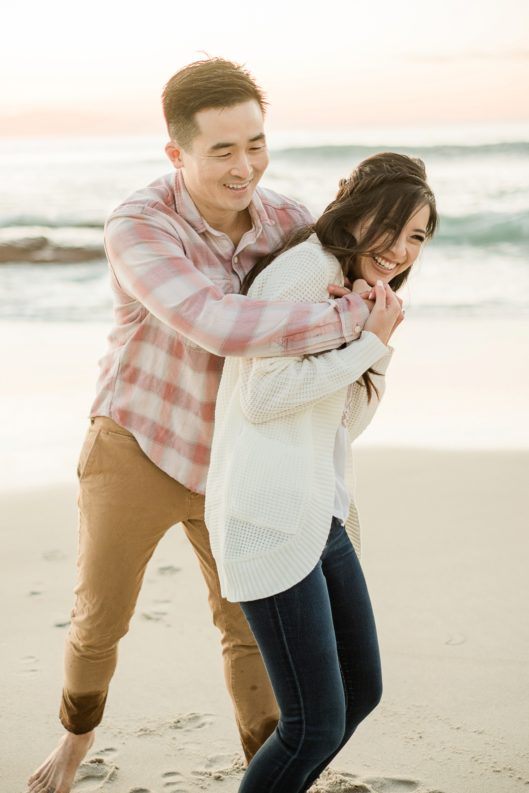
[354,324,361,334]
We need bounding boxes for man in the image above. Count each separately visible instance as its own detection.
[28,58,370,793]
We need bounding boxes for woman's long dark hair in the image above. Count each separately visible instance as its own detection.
[242,152,438,400]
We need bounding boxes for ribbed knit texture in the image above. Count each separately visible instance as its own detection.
[205,235,392,602]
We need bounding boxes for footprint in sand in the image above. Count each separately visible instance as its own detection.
[43,549,67,561]
[191,754,245,786]
[445,632,467,646]
[20,655,39,674]
[76,757,118,783]
[202,753,245,770]
[141,610,168,622]
[54,618,71,628]
[161,770,186,789]
[135,713,213,738]
[308,769,370,793]
[96,746,118,756]
[129,788,152,793]
[158,565,181,575]
[169,712,213,731]
[364,777,419,792]
[28,589,42,597]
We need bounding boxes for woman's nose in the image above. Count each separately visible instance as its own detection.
[390,232,407,260]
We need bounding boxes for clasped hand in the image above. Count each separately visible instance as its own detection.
[328,279,404,346]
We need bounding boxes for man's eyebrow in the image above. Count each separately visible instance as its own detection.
[208,133,266,152]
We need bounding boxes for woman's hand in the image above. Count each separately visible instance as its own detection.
[364,280,404,345]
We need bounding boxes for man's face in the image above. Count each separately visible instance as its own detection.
[166,100,269,226]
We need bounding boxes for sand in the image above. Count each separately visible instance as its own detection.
[2,448,529,793]
[2,314,529,790]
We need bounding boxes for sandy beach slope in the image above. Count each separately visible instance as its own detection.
[2,448,528,793]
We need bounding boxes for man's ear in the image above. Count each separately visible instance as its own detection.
[165,141,184,169]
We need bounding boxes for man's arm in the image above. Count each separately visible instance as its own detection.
[105,208,368,359]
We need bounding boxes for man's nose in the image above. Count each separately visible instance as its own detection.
[230,152,252,179]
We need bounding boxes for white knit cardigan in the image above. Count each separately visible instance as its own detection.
[205,235,392,602]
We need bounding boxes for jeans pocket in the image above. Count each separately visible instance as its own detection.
[76,427,100,479]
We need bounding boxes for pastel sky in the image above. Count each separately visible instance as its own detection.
[3,0,529,136]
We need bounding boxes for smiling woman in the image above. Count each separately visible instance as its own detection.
[242,152,437,295]
[205,151,438,792]
[354,203,430,285]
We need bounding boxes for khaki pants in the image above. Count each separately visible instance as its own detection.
[60,416,279,762]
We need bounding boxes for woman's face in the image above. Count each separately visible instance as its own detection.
[354,203,431,287]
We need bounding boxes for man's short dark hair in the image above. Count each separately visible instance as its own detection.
[162,57,267,150]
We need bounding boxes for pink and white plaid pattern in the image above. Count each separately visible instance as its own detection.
[91,170,368,493]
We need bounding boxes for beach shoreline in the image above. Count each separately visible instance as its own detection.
[3,314,529,494]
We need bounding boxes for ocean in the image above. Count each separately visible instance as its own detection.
[1,122,529,489]
[1,121,528,322]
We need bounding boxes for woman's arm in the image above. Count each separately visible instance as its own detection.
[238,243,389,423]
[239,334,389,423]
[343,350,392,441]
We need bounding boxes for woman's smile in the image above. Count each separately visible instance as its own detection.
[371,254,402,272]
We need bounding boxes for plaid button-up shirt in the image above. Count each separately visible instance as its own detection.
[91,170,368,493]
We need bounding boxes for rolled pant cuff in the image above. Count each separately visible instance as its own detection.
[59,689,108,734]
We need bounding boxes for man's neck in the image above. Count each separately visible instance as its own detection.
[205,207,252,246]
[183,179,253,246]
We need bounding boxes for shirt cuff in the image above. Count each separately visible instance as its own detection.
[334,292,370,341]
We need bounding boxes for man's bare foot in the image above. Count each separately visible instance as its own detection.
[27,730,95,793]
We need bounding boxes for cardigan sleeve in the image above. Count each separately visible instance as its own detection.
[344,349,393,441]
[238,242,390,424]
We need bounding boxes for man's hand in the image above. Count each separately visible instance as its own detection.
[327,278,352,299]
[328,278,375,312]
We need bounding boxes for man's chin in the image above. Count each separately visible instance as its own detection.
[234,190,255,207]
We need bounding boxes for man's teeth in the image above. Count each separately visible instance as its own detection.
[225,182,250,190]
[373,255,398,271]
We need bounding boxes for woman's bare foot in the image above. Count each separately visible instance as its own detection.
[27,730,95,793]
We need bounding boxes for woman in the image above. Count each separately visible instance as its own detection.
[205,152,437,792]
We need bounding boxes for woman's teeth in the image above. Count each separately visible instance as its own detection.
[372,255,398,271]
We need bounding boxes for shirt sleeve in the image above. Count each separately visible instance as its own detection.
[237,243,391,423]
[104,206,369,359]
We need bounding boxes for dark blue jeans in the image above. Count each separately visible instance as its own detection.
[239,517,382,793]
